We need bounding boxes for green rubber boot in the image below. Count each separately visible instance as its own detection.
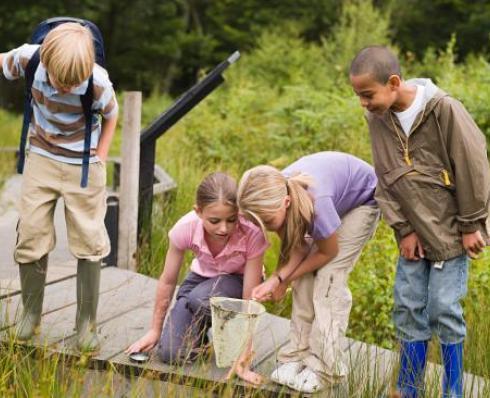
[76,259,101,352]
[15,256,48,340]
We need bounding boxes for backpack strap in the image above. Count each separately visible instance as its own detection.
[18,48,40,174]
[80,75,94,188]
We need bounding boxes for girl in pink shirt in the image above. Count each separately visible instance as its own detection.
[127,172,268,384]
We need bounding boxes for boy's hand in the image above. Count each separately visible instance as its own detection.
[400,232,425,261]
[462,230,486,259]
[96,147,108,162]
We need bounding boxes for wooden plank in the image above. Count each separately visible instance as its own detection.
[118,91,142,272]
[345,340,393,396]
[423,360,488,398]
[250,313,290,368]
[70,294,154,360]
[108,309,292,394]
[0,268,146,334]
[1,265,486,397]
[1,271,79,328]
[21,269,156,349]
[0,264,78,298]
[110,350,296,398]
[153,165,177,195]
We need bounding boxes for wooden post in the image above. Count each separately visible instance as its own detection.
[118,91,142,271]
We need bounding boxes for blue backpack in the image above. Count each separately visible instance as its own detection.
[20,17,106,187]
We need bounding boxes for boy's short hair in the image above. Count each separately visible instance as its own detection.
[40,22,95,87]
[350,46,401,84]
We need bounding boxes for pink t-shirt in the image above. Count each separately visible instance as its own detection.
[168,211,269,278]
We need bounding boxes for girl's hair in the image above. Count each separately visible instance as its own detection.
[196,172,238,210]
[41,23,95,87]
[237,165,314,266]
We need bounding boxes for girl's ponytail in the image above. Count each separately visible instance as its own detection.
[280,174,314,265]
[238,165,314,267]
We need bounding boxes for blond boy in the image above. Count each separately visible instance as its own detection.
[0,22,118,351]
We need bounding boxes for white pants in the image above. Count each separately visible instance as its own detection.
[278,205,381,384]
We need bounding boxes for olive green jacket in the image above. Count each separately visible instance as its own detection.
[366,78,490,261]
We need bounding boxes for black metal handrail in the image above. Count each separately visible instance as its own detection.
[138,51,240,242]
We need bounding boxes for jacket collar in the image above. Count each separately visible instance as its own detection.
[367,78,448,132]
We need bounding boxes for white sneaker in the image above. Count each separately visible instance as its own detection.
[270,361,304,386]
[290,367,324,393]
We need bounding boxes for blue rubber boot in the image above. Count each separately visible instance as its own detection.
[397,340,428,398]
[441,342,463,398]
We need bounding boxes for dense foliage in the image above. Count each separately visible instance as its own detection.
[0,0,489,104]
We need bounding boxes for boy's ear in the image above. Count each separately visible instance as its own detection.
[387,74,402,90]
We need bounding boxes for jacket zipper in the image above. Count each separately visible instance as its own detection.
[441,169,451,186]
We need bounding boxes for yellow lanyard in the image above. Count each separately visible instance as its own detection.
[389,112,451,186]
[389,112,412,166]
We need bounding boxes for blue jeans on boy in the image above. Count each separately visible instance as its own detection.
[393,254,468,344]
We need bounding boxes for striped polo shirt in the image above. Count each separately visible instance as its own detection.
[2,44,118,164]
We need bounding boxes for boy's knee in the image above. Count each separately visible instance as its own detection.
[428,296,449,322]
[15,237,53,264]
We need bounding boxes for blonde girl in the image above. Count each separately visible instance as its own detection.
[127,172,268,384]
[237,152,380,393]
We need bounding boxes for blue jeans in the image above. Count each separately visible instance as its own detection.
[157,272,243,364]
[393,254,468,344]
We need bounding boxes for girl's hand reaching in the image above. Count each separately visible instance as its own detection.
[125,329,160,354]
[271,282,289,302]
[251,277,280,302]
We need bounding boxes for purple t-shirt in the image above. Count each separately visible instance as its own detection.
[282,152,377,240]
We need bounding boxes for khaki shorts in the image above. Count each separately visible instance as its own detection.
[14,153,110,264]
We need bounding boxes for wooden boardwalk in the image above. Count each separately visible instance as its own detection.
[0,176,487,397]
[1,268,486,397]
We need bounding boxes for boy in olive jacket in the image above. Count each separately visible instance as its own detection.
[350,46,489,398]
